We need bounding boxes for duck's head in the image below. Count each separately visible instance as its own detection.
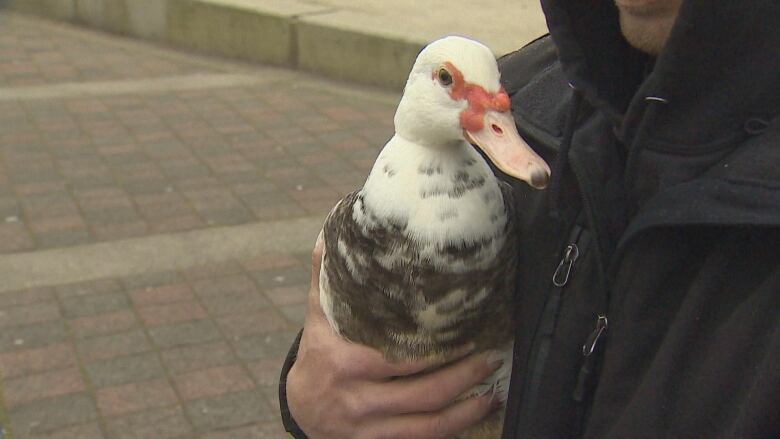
[395,36,550,189]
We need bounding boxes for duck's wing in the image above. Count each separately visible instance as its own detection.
[319,189,424,355]
[317,190,359,336]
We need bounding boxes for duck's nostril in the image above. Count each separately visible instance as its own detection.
[491,124,503,135]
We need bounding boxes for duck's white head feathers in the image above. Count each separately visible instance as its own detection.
[394,36,501,148]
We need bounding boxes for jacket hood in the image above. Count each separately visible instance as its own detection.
[540,0,780,225]
[541,0,780,143]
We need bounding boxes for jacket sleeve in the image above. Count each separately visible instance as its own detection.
[279,329,308,438]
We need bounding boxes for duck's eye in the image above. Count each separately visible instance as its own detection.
[437,69,453,86]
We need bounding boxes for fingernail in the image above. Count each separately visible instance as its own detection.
[486,351,503,371]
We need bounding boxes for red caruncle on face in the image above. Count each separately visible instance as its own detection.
[435,62,511,132]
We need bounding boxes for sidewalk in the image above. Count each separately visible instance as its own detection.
[0,12,395,438]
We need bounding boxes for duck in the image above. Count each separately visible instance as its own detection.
[318,35,550,436]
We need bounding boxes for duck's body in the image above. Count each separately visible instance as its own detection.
[317,36,550,437]
[321,132,517,357]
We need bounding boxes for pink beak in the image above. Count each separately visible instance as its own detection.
[464,110,551,189]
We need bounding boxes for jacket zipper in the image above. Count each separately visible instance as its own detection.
[518,223,587,425]
[567,152,611,437]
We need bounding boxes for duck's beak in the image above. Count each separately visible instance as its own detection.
[464,110,551,189]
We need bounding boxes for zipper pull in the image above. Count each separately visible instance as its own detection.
[573,315,608,402]
[552,243,580,287]
[582,315,608,356]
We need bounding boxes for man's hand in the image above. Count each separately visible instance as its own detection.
[286,234,502,439]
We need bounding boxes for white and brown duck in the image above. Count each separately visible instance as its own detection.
[318,36,550,432]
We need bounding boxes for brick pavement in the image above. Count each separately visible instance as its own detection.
[0,256,309,438]
[0,13,396,255]
[0,12,399,439]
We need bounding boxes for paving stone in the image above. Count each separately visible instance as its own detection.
[3,368,86,408]
[231,331,299,361]
[120,272,182,291]
[199,422,287,439]
[240,254,302,273]
[0,287,55,309]
[68,310,139,339]
[137,301,208,326]
[181,261,245,281]
[91,221,148,241]
[0,302,60,328]
[279,304,308,327]
[215,309,291,339]
[0,320,67,353]
[159,341,238,375]
[33,229,92,249]
[198,290,271,317]
[128,283,195,307]
[103,406,193,439]
[9,393,98,438]
[147,320,222,349]
[0,222,35,253]
[147,214,205,233]
[246,356,287,388]
[95,378,178,417]
[199,207,255,226]
[262,285,308,307]
[60,291,130,319]
[19,198,78,221]
[24,422,104,439]
[85,353,166,388]
[82,208,142,226]
[55,279,122,299]
[183,390,274,432]
[27,215,85,234]
[173,365,255,401]
[191,274,259,298]
[75,330,151,363]
[251,267,310,289]
[249,203,308,221]
[0,343,77,379]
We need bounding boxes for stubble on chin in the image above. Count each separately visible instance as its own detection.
[614,0,684,55]
[617,14,675,55]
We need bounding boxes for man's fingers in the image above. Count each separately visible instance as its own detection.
[377,351,499,414]
[361,344,475,380]
[364,394,497,439]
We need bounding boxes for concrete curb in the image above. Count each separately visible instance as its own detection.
[5,0,433,89]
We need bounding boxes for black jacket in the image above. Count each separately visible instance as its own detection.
[500,0,779,438]
[280,1,780,437]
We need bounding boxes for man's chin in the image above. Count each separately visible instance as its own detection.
[617,12,677,55]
